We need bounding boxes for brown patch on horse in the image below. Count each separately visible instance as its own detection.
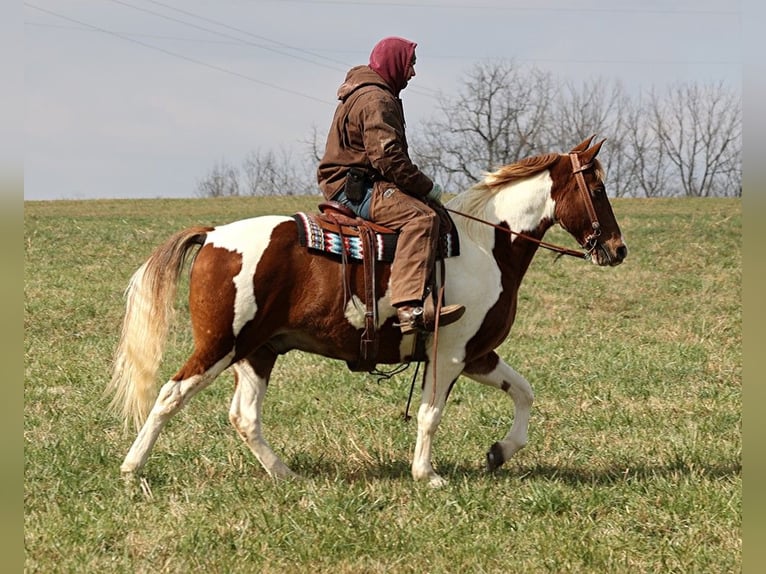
[463,219,553,362]
[463,350,500,376]
[233,221,408,366]
[172,244,241,381]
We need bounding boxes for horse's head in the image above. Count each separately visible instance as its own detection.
[551,136,628,266]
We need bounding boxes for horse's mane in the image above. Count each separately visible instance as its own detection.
[447,152,562,246]
[473,153,561,194]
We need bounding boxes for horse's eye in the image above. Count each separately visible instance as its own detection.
[592,186,605,196]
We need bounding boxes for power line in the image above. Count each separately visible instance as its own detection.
[26,0,442,99]
[25,19,741,68]
[254,0,740,16]
[108,0,442,98]
[25,0,739,108]
[24,2,336,106]
[104,0,349,74]
[25,21,251,45]
[142,0,355,69]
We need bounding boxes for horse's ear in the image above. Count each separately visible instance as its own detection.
[579,138,606,164]
[569,135,596,153]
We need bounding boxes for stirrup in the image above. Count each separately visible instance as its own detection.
[396,304,465,334]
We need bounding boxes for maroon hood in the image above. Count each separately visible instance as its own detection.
[368,37,416,96]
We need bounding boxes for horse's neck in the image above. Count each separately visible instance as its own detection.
[448,176,555,287]
[491,175,557,235]
[449,174,557,255]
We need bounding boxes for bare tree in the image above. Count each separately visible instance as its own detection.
[617,92,673,198]
[412,60,555,192]
[650,82,742,197]
[545,78,634,196]
[195,160,240,197]
[196,66,741,199]
[544,78,622,149]
[242,147,316,196]
[303,124,327,164]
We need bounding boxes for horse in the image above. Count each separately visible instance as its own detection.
[109,136,627,487]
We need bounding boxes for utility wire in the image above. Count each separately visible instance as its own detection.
[143,0,355,69]
[255,0,740,16]
[105,0,348,73]
[105,0,442,98]
[26,0,738,105]
[25,20,741,67]
[24,2,336,106]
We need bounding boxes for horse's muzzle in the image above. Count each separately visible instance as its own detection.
[593,239,628,267]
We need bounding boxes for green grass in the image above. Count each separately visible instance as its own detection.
[24,196,741,573]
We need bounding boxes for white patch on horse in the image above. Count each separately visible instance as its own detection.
[491,171,556,238]
[206,216,293,335]
[343,295,366,329]
[343,287,397,329]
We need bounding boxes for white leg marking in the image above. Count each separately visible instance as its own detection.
[120,353,233,474]
[465,359,534,466]
[411,360,465,487]
[229,360,296,480]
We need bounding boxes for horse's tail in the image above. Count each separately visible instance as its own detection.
[108,226,212,431]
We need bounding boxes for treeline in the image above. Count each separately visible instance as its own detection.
[197,60,741,199]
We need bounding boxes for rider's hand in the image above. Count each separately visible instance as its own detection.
[426,183,443,203]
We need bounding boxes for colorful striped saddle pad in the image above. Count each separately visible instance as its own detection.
[293,210,460,263]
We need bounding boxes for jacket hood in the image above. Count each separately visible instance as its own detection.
[369,37,416,96]
[336,65,391,101]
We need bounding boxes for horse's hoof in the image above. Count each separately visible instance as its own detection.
[429,475,448,488]
[120,468,139,483]
[485,442,505,472]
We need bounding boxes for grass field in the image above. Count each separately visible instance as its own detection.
[24,196,741,573]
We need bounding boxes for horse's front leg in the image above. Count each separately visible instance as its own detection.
[411,359,464,487]
[463,351,534,471]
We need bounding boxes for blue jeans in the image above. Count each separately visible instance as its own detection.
[333,184,373,220]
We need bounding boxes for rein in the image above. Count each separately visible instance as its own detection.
[445,152,603,260]
[444,207,589,260]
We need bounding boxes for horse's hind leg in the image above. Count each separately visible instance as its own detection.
[463,351,534,471]
[120,352,234,474]
[229,347,296,479]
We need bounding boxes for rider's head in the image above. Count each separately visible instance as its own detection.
[369,37,417,96]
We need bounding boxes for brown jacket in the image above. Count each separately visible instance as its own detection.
[317,65,433,201]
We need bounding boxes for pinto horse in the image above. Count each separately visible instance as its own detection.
[110,136,627,486]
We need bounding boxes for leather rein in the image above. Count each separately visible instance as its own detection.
[445,153,602,260]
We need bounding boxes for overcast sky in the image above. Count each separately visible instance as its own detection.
[24,0,742,200]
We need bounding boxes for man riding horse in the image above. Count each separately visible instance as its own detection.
[317,36,465,335]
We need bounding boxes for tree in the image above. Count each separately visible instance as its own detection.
[195,160,240,197]
[242,147,317,196]
[545,78,633,197]
[196,63,742,199]
[650,82,742,197]
[412,60,555,192]
[544,78,623,149]
[620,93,673,198]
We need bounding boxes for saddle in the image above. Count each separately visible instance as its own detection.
[293,201,460,371]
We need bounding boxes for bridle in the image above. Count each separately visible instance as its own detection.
[445,152,602,260]
[569,152,602,254]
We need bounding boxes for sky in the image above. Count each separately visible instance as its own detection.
[23,0,743,201]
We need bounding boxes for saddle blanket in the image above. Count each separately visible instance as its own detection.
[293,212,460,263]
